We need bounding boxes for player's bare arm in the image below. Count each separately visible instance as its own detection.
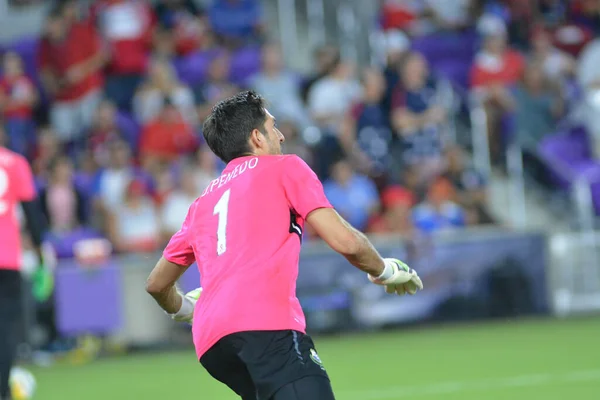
[146,257,190,314]
[306,208,385,276]
[307,207,423,295]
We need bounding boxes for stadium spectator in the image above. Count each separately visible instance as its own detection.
[300,44,340,103]
[39,156,87,233]
[106,178,161,253]
[38,6,106,143]
[91,0,155,110]
[86,100,125,166]
[391,52,448,184]
[160,165,200,238]
[380,30,410,119]
[368,185,415,235]
[513,62,563,150]
[91,140,143,216]
[279,120,313,167]
[194,52,240,121]
[412,177,466,233]
[151,165,176,207]
[154,0,210,56]
[471,15,524,163]
[191,146,219,192]
[0,51,38,158]
[133,58,196,126]
[443,146,494,225]
[32,126,61,178]
[341,68,393,177]
[208,0,264,46]
[249,43,308,129]
[323,158,380,232]
[139,98,198,172]
[530,27,576,82]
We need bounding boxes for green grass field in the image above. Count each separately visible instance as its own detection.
[30,317,600,400]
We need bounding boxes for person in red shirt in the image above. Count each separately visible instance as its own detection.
[0,129,47,400]
[91,0,156,111]
[0,52,38,158]
[470,16,522,163]
[139,98,198,172]
[38,6,107,144]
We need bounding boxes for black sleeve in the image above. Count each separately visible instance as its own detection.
[21,197,48,248]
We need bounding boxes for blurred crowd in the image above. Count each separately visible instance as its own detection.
[4,0,600,257]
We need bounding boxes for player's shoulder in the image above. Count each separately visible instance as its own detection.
[271,154,312,170]
[0,147,27,168]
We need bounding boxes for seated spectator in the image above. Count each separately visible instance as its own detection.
[368,185,415,235]
[323,159,379,232]
[300,44,340,103]
[194,52,240,121]
[412,177,465,233]
[133,58,197,125]
[307,58,360,134]
[106,179,161,253]
[279,120,313,167]
[443,146,494,225]
[341,68,393,177]
[391,52,448,184]
[39,156,87,233]
[91,0,155,110]
[160,165,201,238]
[151,166,175,207]
[87,100,125,165]
[139,98,198,172]
[92,140,141,214]
[38,6,106,143]
[577,37,600,154]
[192,146,219,191]
[530,27,576,82]
[208,0,264,46]
[379,0,424,33]
[513,62,563,150]
[471,15,524,163]
[0,52,38,158]
[154,0,210,56]
[379,30,410,117]
[32,127,62,178]
[249,42,308,129]
[570,0,600,36]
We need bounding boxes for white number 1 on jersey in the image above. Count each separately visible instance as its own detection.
[213,189,231,256]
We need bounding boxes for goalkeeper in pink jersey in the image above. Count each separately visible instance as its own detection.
[146,91,422,400]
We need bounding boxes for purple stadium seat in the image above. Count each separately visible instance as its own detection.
[434,60,470,89]
[116,111,141,151]
[411,30,477,66]
[45,228,105,259]
[5,36,39,80]
[174,49,222,86]
[229,46,261,84]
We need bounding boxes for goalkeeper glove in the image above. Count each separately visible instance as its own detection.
[368,258,423,296]
[170,287,202,324]
[32,258,54,303]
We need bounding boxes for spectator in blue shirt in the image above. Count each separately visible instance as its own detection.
[412,177,465,233]
[323,159,380,231]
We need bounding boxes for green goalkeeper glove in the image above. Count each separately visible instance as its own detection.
[32,261,54,303]
[170,287,202,324]
[368,258,423,296]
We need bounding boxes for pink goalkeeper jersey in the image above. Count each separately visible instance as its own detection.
[0,147,36,270]
[163,155,332,359]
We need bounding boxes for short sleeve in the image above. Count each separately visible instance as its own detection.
[14,156,36,201]
[163,206,196,266]
[281,156,332,219]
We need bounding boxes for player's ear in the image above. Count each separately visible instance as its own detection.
[249,128,264,150]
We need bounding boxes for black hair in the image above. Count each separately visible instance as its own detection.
[202,90,267,163]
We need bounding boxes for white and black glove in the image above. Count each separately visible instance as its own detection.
[169,287,202,323]
[368,258,423,296]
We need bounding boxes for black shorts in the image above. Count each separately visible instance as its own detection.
[200,330,335,400]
